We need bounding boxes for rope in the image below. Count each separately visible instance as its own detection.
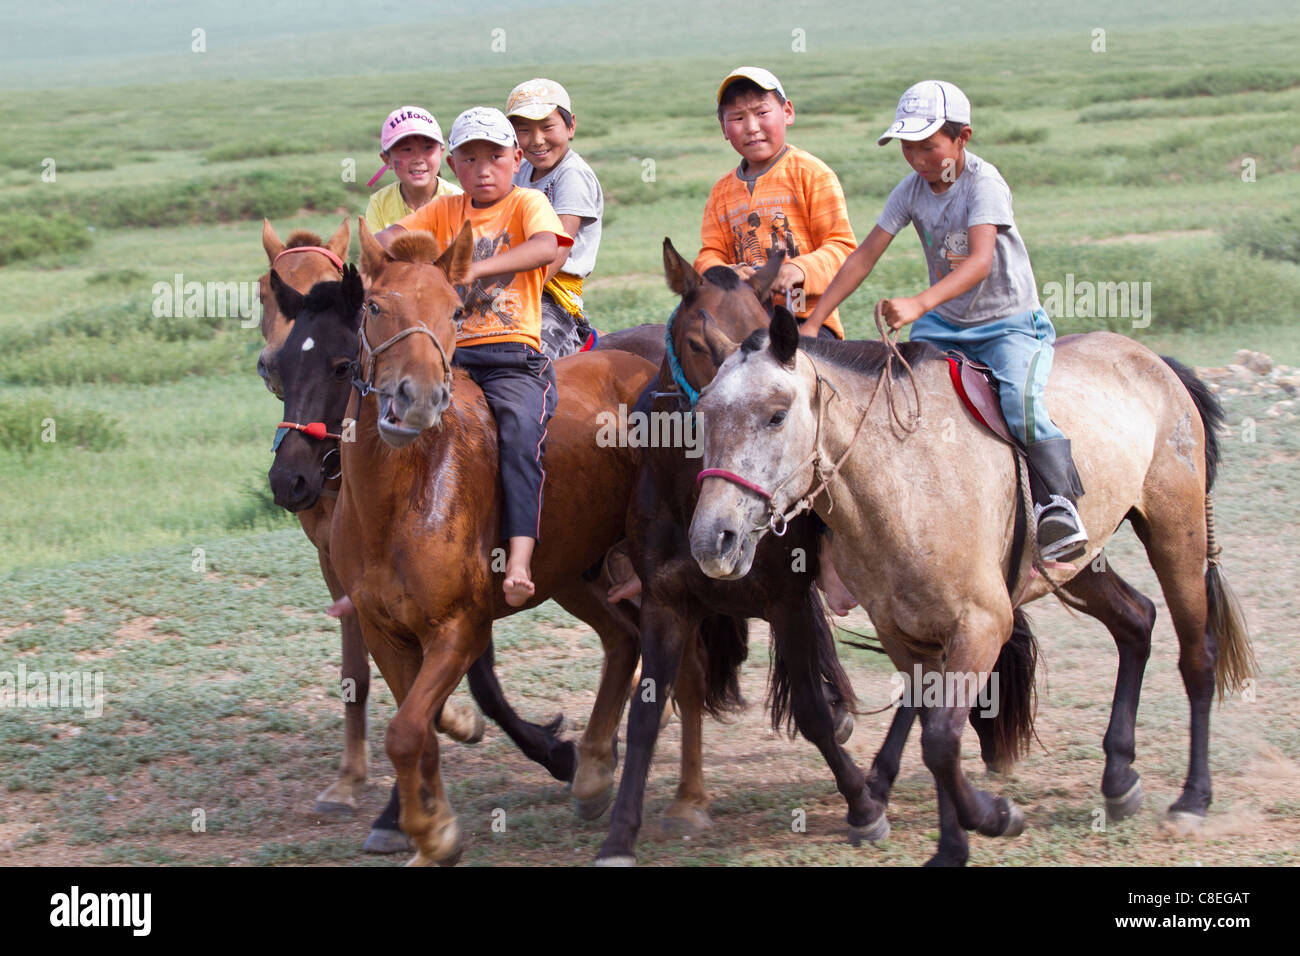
[664,305,700,407]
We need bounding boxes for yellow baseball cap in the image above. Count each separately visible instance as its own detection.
[716,66,787,104]
[506,78,572,121]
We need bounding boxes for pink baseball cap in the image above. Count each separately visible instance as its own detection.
[367,106,446,187]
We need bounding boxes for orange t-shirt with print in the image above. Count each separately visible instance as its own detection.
[696,145,855,338]
[398,186,572,352]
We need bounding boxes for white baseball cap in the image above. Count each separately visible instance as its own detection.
[447,106,518,151]
[716,66,787,104]
[877,81,972,146]
[506,78,572,121]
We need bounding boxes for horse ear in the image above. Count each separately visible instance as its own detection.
[663,237,700,298]
[768,303,799,368]
[325,215,351,261]
[262,218,285,263]
[435,221,474,285]
[749,247,785,303]
[341,264,365,327]
[269,269,305,321]
[358,217,391,280]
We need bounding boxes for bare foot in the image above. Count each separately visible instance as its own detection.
[503,565,535,607]
[326,595,356,617]
[607,572,642,603]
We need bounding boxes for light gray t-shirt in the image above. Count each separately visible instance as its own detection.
[514,148,603,279]
[878,151,1039,326]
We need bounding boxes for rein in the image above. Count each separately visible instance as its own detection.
[272,245,345,275]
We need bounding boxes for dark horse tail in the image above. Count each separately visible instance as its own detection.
[970,608,1041,773]
[698,614,749,717]
[767,584,859,736]
[1161,355,1256,698]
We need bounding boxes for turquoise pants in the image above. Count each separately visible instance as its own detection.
[911,307,1065,445]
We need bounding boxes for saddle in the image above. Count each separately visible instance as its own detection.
[945,352,1016,447]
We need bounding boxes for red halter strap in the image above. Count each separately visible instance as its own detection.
[272,245,345,274]
[277,421,342,441]
[695,468,772,501]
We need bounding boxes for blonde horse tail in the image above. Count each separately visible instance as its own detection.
[1204,493,1257,700]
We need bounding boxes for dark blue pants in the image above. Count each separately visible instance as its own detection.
[453,342,556,541]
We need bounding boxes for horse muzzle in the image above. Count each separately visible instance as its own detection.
[377,380,450,447]
[269,458,321,513]
[689,514,756,581]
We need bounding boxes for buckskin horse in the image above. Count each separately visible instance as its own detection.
[688,308,1255,865]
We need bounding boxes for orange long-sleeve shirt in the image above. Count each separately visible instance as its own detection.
[695,145,855,338]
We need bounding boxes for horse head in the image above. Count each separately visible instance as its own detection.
[266,263,365,512]
[257,216,350,397]
[358,217,471,448]
[689,306,819,580]
[662,237,785,398]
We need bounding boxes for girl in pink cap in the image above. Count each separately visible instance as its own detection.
[363,106,463,232]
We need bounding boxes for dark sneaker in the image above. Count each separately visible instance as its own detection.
[1034,495,1088,563]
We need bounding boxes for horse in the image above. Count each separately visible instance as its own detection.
[260,218,484,854]
[594,241,869,866]
[314,219,671,865]
[688,307,1256,865]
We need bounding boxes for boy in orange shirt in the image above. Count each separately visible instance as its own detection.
[376,107,573,606]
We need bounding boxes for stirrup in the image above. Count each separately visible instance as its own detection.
[1034,494,1088,563]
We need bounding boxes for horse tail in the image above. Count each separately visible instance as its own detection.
[1161,355,1256,699]
[698,614,748,718]
[974,608,1040,772]
[767,585,859,736]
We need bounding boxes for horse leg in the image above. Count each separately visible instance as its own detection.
[1059,561,1156,821]
[867,705,918,807]
[660,636,711,834]
[771,595,888,842]
[554,580,641,820]
[595,599,688,865]
[388,621,479,867]
[313,552,371,819]
[1130,511,1216,826]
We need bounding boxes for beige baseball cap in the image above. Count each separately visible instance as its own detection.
[716,66,787,104]
[506,78,572,121]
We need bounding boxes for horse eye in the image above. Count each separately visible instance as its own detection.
[367,301,380,316]
[687,340,706,354]
[332,362,351,380]
[768,410,787,427]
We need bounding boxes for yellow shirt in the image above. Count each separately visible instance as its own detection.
[364,178,463,232]
[398,187,572,352]
[696,146,855,338]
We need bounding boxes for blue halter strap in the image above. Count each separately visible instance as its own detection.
[664,304,701,408]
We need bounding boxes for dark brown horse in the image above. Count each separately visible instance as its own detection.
[320,220,669,864]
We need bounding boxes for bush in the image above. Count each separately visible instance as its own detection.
[0,398,124,454]
[1222,206,1300,264]
[0,212,92,265]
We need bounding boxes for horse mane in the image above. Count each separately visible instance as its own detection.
[701,265,743,291]
[739,328,947,379]
[286,229,325,248]
[303,279,345,316]
[388,231,441,264]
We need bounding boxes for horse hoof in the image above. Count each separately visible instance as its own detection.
[660,805,712,837]
[849,811,890,846]
[1105,780,1144,822]
[313,801,358,822]
[593,854,636,867]
[999,799,1025,838]
[460,710,486,745]
[1165,809,1205,836]
[833,708,854,745]
[363,827,412,855]
[436,837,466,868]
[573,786,614,822]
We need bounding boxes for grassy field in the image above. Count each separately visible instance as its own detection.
[1,1,1298,866]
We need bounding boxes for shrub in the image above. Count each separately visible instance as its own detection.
[1221,205,1300,264]
[0,212,92,265]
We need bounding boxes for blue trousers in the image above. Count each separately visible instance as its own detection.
[453,342,556,541]
[910,308,1065,445]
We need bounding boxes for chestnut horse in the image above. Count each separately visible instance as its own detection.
[321,220,665,864]
[689,310,1255,865]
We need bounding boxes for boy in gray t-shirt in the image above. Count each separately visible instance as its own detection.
[506,78,604,359]
[802,80,1087,564]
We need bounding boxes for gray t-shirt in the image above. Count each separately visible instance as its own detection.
[514,149,603,279]
[878,151,1039,326]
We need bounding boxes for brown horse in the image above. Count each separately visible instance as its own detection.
[689,309,1256,865]
[258,214,483,842]
[323,220,664,864]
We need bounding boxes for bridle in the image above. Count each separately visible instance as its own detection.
[271,245,345,275]
[271,420,344,484]
[352,300,454,400]
[696,317,921,536]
